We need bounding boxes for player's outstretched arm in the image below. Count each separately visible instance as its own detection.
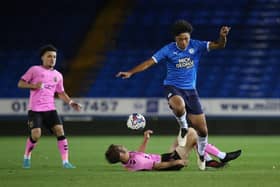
[17,79,43,90]
[116,58,156,79]
[137,130,153,152]
[57,92,82,111]
[209,26,231,50]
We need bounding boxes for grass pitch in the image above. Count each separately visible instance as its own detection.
[0,135,279,187]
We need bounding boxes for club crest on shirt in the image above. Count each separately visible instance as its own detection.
[176,57,194,68]
[188,48,195,54]
[54,76,57,82]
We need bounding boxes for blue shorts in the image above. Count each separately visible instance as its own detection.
[163,85,203,115]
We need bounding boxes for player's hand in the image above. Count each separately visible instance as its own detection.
[144,130,153,139]
[70,101,82,112]
[31,82,44,90]
[116,71,133,79]
[220,26,231,37]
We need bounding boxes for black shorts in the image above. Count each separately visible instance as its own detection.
[160,151,184,171]
[164,85,203,115]
[161,150,181,162]
[27,110,63,132]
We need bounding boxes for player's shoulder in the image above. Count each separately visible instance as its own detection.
[30,65,41,69]
[190,39,207,45]
[53,68,61,74]
[190,39,208,49]
[53,69,63,78]
[27,65,42,71]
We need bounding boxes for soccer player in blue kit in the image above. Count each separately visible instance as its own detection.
[116,20,231,170]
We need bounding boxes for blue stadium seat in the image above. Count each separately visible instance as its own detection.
[1,0,279,98]
[85,0,279,98]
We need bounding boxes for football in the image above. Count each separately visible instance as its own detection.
[126,113,146,130]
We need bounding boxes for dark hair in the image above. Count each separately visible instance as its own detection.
[105,144,121,164]
[172,20,193,37]
[39,44,57,57]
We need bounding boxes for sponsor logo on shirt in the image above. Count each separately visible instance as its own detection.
[44,84,56,90]
[176,57,194,68]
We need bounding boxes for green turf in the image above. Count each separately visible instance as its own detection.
[0,135,279,187]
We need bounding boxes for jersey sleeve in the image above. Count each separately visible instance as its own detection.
[21,66,35,82]
[55,73,65,93]
[151,45,169,64]
[196,40,210,53]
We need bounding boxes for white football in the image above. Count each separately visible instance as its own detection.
[126,113,146,130]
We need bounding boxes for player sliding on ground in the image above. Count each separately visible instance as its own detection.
[18,44,82,169]
[116,19,231,170]
[105,128,241,171]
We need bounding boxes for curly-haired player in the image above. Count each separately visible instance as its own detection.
[116,20,231,170]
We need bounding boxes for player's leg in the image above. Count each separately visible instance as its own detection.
[160,129,197,171]
[205,143,226,159]
[174,127,197,161]
[23,128,41,168]
[52,124,75,168]
[23,111,42,168]
[46,110,75,168]
[168,97,189,146]
[204,153,226,168]
[188,114,208,170]
[204,144,226,168]
[164,86,189,146]
[183,90,207,170]
[168,95,189,146]
[206,143,242,163]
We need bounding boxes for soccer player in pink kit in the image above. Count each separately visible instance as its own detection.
[18,44,82,169]
[106,130,186,171]
[105,128,241,171]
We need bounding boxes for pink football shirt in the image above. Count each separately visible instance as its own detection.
[21,65,64,111]
[123,151,161,171]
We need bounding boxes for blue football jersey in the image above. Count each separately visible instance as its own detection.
[152,39,209,89]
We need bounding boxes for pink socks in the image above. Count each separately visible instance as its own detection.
[205,143,226,159]
[57,138,69,164]
[24,137,37,159]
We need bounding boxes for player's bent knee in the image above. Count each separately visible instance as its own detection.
[169,96,185,112]
[185,128,198,149]
[187,128,197,140]
[52,125,64,136]
[31,134,41,141]
[31,128,41,141]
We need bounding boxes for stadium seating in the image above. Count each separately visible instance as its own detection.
[1,0,279,98]
[86,0,280,98]
[0,0,106,97]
